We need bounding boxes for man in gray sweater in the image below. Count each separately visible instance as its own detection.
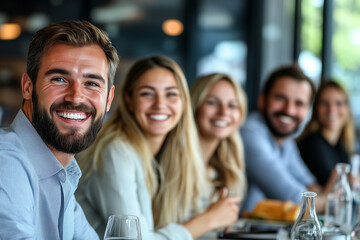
[241,64,330,214]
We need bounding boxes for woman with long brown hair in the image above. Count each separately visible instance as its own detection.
[297,80,355,186]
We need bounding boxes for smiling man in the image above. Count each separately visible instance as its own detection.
[240,64,329,213]
[0,21,118,239]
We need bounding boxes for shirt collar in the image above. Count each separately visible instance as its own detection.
[11,110,66,179]
[65,159,82,186]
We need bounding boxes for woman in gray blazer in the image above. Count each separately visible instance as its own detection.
[76,56,240,239]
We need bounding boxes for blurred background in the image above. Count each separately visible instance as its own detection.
[0,0,359,148]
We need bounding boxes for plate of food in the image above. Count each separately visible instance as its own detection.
[242,199,300,222]
[218,199,298,239]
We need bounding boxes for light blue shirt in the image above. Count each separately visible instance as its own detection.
[241,112,316,211]
[0,110,98,240]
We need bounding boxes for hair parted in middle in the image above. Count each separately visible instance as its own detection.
[297,80,355,154]
[190,73,247,199]
[79,55,205,229]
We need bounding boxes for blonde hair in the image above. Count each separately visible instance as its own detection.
[190,73,247,198]
[297,80,355,154]
[79,55,204,229]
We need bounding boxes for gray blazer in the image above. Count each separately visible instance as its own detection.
[76,139,193,240]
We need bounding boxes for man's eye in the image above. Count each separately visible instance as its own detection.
[52,77,65,82]
[87,82,99,87]
[275,95,285,101]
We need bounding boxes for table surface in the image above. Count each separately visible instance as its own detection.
[197,219,353,240]
[197,219,292,240]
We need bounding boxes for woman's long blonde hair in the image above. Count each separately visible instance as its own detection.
[297,80,355,154]
[79,55,204,229]
[190,73,247,198]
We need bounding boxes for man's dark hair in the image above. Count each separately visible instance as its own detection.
[262,64,316,103]
[26,20,119,89]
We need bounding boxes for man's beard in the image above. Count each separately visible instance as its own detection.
[32,92,104,154]
[263,102,300,138]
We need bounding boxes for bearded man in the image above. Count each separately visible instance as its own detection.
[241,64,332,214]
[0,20,118,239]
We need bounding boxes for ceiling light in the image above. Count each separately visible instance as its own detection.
[91,3,141,23]
[0,23,21,40]
[162,19,183,36]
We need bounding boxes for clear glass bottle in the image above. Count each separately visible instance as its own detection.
[352,221,360,239]
[324,163,353,235]
[351,154,360,225]
[291,191,322,240]
[351,154,360,240]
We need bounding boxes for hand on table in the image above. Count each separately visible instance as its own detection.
[205,188,241,229]
[183,188,241,238]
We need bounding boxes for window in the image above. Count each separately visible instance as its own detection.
[332,0,360,129]
[299,0,323,85]
[299,0,360,149]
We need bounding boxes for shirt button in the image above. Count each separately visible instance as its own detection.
[59,171,66,182]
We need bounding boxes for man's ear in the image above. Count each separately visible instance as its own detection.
[21,73,33,100]
[258,93,265,112]
[124,93,133,112]
[106,85,115,112]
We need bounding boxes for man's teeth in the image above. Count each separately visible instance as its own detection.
[279,115,293,124]
[57,112,87,120]
[212,120,228,127]
[149,114,168,120]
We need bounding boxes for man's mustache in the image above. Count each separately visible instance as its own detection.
[50,102,96,116]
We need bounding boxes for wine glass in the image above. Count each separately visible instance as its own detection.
[103,215,142,240]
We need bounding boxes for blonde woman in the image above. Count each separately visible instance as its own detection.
[191,73,247,209]
[297,80,355,186]
[76,56,240,239]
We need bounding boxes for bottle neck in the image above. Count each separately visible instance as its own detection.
[341,174,347,186]
[302,195,316,219]
[337,170,352,195]
[335,163,350,183]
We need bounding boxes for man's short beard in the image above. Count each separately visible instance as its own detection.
[262,100,300,139]
[263,111,299,138]
[32,91,104,154]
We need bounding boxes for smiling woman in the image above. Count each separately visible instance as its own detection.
[76,55,204,239]
[124,67,183,144]
[190,73,247,210]
[297,80,355,186]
